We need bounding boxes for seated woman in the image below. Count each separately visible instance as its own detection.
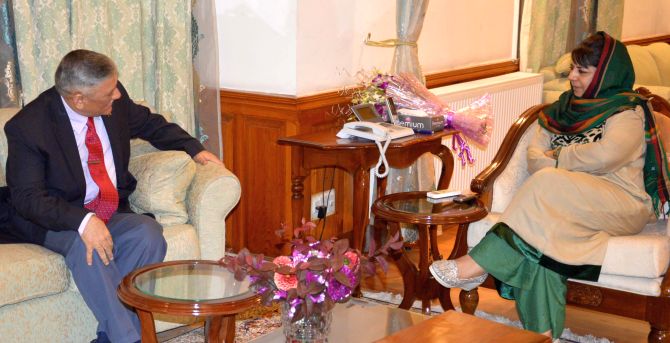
[429,31,669,340]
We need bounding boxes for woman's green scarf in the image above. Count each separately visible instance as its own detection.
[538,32,670,215]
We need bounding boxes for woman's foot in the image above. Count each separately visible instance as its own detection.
[429,259,488,291]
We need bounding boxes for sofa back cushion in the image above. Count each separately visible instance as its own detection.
[628,45,663,86]
[646,43,670,86]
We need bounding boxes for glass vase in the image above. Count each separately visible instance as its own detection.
[280,302,333,343]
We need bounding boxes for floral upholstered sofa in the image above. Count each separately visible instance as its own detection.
[0,107,241,342]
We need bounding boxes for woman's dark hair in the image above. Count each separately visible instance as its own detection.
[571,33,605,68]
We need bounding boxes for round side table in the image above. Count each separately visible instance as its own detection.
[117,260,259,343]
[371,191,487,314]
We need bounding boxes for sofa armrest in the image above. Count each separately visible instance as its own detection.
[185,163,241,260]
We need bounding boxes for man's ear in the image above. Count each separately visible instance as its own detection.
[70,92,85,110]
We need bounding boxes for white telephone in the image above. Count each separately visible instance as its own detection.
[336,122,414,141]
[336,122,414,178]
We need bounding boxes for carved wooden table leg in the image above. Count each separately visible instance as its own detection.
[450,222,481,314]
[352,168,370,253]
[387,221,418,310]
[417,224,433,314]
[290,148,306,231]
[460,289,480,315]
[136,309,158,343]
[429,224,453,311]
[206,315,236,343]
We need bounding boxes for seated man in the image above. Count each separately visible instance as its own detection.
[4,49,222,343]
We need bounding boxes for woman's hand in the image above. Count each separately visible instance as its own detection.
[544,149,558,160]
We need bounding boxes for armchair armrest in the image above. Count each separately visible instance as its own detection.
[185,163,241,260]
[470,104,547,209]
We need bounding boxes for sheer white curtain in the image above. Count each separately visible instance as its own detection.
[386,0,434,196]
[192,0,223,157]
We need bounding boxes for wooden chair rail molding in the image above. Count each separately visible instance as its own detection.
[624,34,670,46]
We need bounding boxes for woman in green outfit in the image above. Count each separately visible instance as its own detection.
[430,31,670,340]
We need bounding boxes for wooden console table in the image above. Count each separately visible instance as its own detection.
[277,130,455,252]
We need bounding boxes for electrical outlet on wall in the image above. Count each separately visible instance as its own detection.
[310,188,336,219]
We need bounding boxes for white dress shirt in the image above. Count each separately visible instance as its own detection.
[61,97,117,235]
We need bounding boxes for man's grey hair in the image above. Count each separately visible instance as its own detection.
[54,49,118,96]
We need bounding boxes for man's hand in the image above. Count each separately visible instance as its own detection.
[81,215,114,266]
[193,150,223,166]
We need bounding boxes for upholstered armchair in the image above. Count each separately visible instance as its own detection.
[461,89,670,342]
[0,107,241,342]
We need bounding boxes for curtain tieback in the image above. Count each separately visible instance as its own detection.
[364,33,417,48]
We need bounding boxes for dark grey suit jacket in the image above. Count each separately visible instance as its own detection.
[3,82,204,245]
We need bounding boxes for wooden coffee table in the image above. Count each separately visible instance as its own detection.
[117,260,259,343]
[371,191,488,314]
[377,311,552,342]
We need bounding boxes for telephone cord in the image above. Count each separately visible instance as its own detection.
[374,135,392,178]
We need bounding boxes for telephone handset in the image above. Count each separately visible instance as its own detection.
[336,122,390,141]
[336,121,414,141]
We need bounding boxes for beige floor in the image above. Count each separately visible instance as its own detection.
[361,226,650,343]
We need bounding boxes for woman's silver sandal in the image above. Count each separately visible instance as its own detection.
[429,260,488,291]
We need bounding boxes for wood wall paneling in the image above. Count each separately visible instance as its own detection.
[221,89,353,255]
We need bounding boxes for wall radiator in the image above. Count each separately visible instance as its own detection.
[431,71,544,191]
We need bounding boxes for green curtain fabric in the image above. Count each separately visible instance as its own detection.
[596,0,624,39]
[519,0,624,73]
[12,1,195,134]
[519,0,572,73]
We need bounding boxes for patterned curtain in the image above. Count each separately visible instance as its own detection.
[0,0,19,108]
[12,1,195,134]
[519,0,624,73]
[192,0,222,158]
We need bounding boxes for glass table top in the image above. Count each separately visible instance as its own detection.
[386,196,482,216]
[250,298,430,343]
[134,262,252,302]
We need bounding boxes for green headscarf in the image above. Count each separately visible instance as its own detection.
[538,32,670,215]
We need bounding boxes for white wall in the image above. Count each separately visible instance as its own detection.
[295,0,516,96]
[217,0,297,95]
[621,0,670,40]
[219,0,516,96]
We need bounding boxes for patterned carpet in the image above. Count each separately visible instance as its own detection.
[163,304,281,343]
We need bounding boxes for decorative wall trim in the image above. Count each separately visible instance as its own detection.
[221,59,521,110]
[624,34,670,46]
[425,60,520,89]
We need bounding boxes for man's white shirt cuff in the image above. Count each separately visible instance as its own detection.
[78,212,95,235]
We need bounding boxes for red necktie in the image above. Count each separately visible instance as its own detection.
[83,117,118,223]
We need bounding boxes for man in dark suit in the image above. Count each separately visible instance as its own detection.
[4,49,222,343]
